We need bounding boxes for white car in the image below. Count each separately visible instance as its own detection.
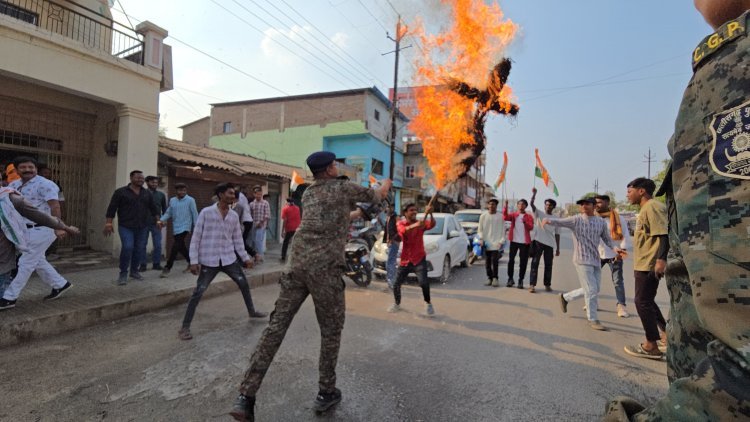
[372,213,469,283]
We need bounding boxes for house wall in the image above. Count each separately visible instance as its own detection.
[181,118,210,146]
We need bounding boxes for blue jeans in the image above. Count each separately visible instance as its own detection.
[601,258,626,305]
[386,242,399,287]
[0,271,12,299]
[118,226,148,275]
[563,263,602,321]
[142,224,162,266]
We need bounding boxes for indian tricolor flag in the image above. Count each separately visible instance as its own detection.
[493,152,508,191]
[369,174,378,187]
[534,148,559,196]
[290,170,305,192]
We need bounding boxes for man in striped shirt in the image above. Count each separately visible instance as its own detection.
[177,183,267,341]
[542,197,624,331]
[158,183,199,278]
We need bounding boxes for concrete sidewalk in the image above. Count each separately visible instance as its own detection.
[0,246,285,348]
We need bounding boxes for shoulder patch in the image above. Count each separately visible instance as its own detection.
[693,13,747,70]
[709,100,750,180]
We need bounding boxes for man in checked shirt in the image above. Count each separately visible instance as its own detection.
[177,183,267,341]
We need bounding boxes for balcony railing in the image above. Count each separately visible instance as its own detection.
[0,0,144,64]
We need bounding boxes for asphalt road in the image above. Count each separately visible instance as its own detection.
[1,233,671,422]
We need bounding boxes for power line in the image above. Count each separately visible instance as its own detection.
[356,0,389,33]
[172,89,204,117]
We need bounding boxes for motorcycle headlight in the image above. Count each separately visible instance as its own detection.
[425,243,439,254]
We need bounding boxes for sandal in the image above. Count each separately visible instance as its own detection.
[657,339,667,353]
[624,343,663,360]
[178,328,193,341]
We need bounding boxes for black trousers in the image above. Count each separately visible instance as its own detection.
[393,258,430,305]
[634,270,667,342]
[507,242,530,281]
[485,249,500,279]
[243,222,256,257]
[182,260,255,328]
[529,241,554,286]
[165,232,190,270]
[281,230,296,260]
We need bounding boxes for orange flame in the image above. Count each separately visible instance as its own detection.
[409,0,518,188]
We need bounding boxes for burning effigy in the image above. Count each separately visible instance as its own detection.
[409,0,518,189]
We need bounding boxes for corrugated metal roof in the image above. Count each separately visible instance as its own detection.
[158,137,305,180]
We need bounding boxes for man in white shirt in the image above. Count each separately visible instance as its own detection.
[528,188,560,293]
[178,183,267,341]
[595,194,632,318]
[0,157,71,310]
[477,198,505,287]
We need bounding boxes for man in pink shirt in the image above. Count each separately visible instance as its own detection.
[503,199,534,288]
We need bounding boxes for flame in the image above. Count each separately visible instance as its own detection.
[409,0,518,188]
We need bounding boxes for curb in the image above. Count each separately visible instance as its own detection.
[0,269,283,349]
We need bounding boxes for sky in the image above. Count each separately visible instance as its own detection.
[113,0,713,205]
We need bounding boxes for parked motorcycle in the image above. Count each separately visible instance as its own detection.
[343,226,376,287]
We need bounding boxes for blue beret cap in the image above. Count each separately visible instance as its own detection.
[306,151,336,172]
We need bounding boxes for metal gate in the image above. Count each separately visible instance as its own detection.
[0,96,94,247]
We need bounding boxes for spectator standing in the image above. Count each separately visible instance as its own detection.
[280,198,301,261]
[178,183,267,341]
[388,203,436,316]
[0,157,73,310]
[543,197,624,331]
[104,170,159,285]
[248,186,271,263]
[158,183,198,278]
[0,184,79,310]
[235,188,255,256]
[478,198,505,287]
[141,176,167,271]
[382,204,401,289]
[529,188,560,293]
[595,194,632,318]
[623,178,668,359]
[502,199,534,288]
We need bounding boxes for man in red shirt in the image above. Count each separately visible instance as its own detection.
[503,199,534,289]
[280,198,301,261]
[389,203,436,316]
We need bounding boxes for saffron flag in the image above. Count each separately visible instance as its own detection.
[534,149,559,196]
[369,174,378,187]
[493,152,508,190]
[290,170,305,192]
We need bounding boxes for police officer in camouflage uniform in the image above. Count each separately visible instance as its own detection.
[230,151,392,421]
[605,1,750,420]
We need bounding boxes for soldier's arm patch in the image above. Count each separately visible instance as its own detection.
[709,99,750,180]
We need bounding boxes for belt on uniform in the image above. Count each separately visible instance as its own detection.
[26,224,37,228]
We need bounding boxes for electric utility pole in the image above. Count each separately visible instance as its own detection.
[643,148,655,179]
[593,178,599,194]
[383,17,410,180]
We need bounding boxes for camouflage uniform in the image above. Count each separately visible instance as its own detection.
[605,11,750,421]
[239,179,377,396]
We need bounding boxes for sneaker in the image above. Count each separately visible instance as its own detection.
[624,344,663,360]
[152,264,163,271]
[313,388,342,412]
[160,268,171,278]
[617,304,630,318]
[178,327,193,340]
[425,303,435,316]
[484,278,493,286]
[138,264,147,272]
[249,311,268,319]
[117,273,128,286]
[506,279,515,287]
[589,320,607,331]
[387,303,400,313]
[130,272,144,281]
[43,281,72,300]
[559,294,568,313]
[528,286,536,293]
[0,298,17,310]
[544,285,552,292]
[229,394,255,422]
[491,278,500,287]
[517,282,524,289]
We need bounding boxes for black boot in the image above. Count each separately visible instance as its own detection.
[230,394,255,421]
[313,388,342,412]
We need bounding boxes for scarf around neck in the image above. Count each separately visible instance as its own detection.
[598,209,623,241]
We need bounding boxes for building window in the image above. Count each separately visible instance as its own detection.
[222,121,232,133]
[405,165,415,178]
[371,159,384,176]
[0,1,39,25]
[374,109,380,121]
